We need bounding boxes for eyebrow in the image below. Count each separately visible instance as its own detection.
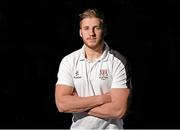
[82,25,102,29]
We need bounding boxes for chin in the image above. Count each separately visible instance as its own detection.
[86,44,100,50]
[86,41,97,46]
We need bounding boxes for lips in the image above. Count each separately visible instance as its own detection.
[87,38,96,40]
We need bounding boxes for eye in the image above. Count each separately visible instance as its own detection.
[82,26,89,30]
[95,26,102,30]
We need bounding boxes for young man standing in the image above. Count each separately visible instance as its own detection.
[55,9,132,129]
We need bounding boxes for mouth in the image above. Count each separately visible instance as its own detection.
[87,38,96,41]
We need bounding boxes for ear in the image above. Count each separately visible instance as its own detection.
[79,29,82,37]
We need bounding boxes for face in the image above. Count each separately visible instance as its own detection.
[79,17,105,49]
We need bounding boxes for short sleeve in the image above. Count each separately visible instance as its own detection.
[111,56,132,89]
[56,56,74,87]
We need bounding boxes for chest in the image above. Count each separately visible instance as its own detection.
[73,61,112,96]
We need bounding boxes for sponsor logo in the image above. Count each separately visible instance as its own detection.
[74,70,82,79]
[99,69,108,80]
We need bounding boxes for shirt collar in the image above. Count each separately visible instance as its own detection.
[79,41,109,62]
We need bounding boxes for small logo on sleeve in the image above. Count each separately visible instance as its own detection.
[99,69,108,80]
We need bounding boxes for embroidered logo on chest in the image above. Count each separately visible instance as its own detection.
[99,69,108,80]
[74,70,82,79]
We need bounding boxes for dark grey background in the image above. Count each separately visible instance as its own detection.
[0,0,179,129]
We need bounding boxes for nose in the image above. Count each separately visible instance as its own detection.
[89,28,95,36]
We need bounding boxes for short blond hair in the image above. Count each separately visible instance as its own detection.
[79,9,107,31]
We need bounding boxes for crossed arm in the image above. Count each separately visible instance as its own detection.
[55,84,130,119]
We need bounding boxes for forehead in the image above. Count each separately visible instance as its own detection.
[80,17,102,27]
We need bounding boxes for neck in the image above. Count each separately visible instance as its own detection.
[85,42,105,62]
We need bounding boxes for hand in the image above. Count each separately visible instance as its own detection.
[101,92,111,104]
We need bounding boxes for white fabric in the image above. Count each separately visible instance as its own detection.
[56,43,130,129]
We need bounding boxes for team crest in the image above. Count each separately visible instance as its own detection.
[99,69,108,80]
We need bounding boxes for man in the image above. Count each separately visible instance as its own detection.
[55,8,132,129]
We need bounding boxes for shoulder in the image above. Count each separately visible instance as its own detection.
[61,48,82,62]
[108,49,127,65]
[108,48,132,77]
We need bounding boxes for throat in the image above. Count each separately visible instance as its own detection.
[85,49,104,62]
[86,54,101,62]
[85,43,105,61]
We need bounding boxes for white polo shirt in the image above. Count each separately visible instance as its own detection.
[56,42,131,129]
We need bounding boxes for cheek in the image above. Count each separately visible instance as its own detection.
[96,32,104,39]
[81,32,88,39]
[96,30,104,36]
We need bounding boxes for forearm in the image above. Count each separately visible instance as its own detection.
[88,102,126,119]
[88,89,130,119]
[56,94,110,113]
